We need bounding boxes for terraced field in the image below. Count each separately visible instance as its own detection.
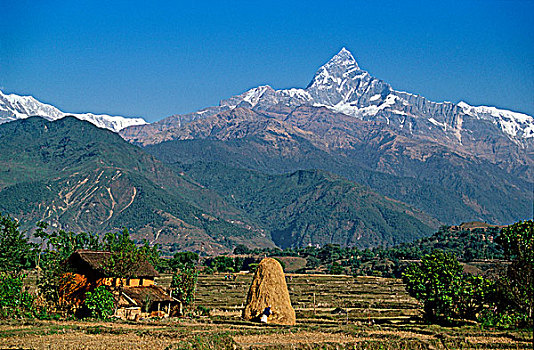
[193,274,420,322]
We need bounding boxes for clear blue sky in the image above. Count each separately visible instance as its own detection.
[1,0,533,122]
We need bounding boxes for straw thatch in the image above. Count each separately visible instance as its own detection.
[66,250,159,278]
[120,285,175,306]
[242,258,296,325]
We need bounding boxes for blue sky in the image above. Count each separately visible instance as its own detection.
[1,0,533,122]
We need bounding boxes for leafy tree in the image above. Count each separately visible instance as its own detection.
[100,228,147,282]
[241,256,259,271]
[139,240,163,272]
[171,266,198,309]
[318,244,343,264]
[233,257,244,272]
[168,251,199,271]
[306,256,320,269]
[100,229,149,312]
[35,224,101,267]
[455,274,495,320]
[496,220,533,325]
[0,272,34,319]
[403,250,495,323]
[34,225,101,315]
[84,285,114,319]
[403,250,464,322]
[328,262,344,275]
[206,256,236,273]
[0,213,35,273]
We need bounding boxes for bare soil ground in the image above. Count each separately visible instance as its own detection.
[1,274,532,349]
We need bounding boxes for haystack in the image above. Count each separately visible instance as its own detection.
[242,258,296,325]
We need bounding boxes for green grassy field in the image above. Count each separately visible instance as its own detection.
[0,273,531,349]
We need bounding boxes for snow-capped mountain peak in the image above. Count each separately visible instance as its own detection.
[321,47,359,71]
[0,89,147,132]
[216,48,533,143]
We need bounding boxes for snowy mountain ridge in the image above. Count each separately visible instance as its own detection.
[219,48,533,142]
[0,90,147,132]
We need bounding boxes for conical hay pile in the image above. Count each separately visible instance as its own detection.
[242,258,296,325]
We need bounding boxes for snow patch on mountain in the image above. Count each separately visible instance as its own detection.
[458,101,534,139]
[0,90,147,132]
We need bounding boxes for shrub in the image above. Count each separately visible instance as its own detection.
[328,262,344,275]
[196,305,211,316]
[478,308,529,329]
[248,263,259,273]
[85,285,115,319]
[0,272,34,318]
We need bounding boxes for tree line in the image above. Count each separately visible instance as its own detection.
[0,213,531,329]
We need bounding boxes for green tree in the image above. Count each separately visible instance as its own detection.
[206,256,236,273]
[455,274,495,320]
[84,285,115,319]
[139,240,163,272]
[0,213,35,273]
[233,244,250,255]
[403,250,463,322]
[496,220,533,325]
[403,250,495,323]
[168,251,199,271]
[100,229,149,312]
[318,244,343,264]
[328,262,344,275]
[101,228,147,281]
[306,256,320,269]
[171,266,198,310]
[34,225,101,315]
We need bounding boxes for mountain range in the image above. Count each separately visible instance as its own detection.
[121,49,533,225]
[0,48,532,252]
[0,90,147,132]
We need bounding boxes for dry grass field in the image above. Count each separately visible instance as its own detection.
[0,273,532,349]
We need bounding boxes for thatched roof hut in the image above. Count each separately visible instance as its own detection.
[66,250,159,278]
[63,250,181,319]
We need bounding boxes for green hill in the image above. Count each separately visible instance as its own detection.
[0,117,272,254]
[177,161,439,248]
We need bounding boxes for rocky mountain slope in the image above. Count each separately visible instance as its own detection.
[143,107,531,225]
[123,48,533,151]
[0,89,147,132]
